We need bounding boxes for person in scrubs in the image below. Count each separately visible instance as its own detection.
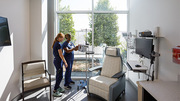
[62,34,78,89]
[52,33,68,97]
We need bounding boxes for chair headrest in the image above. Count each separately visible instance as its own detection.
[105,47,120,57]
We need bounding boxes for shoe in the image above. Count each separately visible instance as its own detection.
[70,81,75,85]
[53,91,62,97]
[57,87,65,93]
[64,85,72,90]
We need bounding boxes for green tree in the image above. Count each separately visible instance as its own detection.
[88,0,120,46]
[58,0,76,42]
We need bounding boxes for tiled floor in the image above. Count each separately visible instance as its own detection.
[21,80,137,101]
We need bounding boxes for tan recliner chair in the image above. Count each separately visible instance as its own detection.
[89,47,125,101]
[21,60,51,101]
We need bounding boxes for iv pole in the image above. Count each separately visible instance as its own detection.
[77,29,94,92]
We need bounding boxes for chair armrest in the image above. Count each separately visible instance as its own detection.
[88,66,102,72]
[45,70,51,82]
[112,71,126,79]
[45,70,51,76]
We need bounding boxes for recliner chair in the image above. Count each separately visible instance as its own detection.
[88,47,125,101]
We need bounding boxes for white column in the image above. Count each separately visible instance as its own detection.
[42,0,48,67]
[30,0,42,60]
[48,0,55,74]
[30,0,48,61]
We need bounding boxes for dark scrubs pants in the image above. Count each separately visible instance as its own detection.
[64,59,73,86]
[54,58,63,90]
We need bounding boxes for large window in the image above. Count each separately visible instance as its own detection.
[94,0,128,11]
[58,0,92,11]
[56,0,128,77]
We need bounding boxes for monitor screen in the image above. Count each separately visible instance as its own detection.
[135,38,153,59]
[0,17,11,47]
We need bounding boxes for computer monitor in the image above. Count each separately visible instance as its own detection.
[135,38,153,59]
[0,17,11,47]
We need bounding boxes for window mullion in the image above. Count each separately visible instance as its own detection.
[56,10,92,14]
[92,0,95,68]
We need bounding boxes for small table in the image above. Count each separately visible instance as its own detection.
[126,60,148,73]
[137,80,180,101]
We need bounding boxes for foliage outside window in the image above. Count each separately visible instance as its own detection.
[57,0,128,73]
[88,0,120,46]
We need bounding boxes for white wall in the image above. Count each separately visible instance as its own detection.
[0,0,30,100]
[30,0,48,64]
[48,0,55,74]
[42,0,48,62]
[128,0,180,85]
[30,0,42,60]
[0,0,49,100]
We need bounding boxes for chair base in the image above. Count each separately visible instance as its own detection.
[22,86,52,101]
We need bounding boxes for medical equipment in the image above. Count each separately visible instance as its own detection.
[77,45,94,92]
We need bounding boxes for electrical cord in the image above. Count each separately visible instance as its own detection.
[147,63,155,81]
[152,64,155,81]
[147,63,152,81]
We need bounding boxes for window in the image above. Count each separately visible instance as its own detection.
[94,0,128,11]
[58,0,92,11]
[93,14,127,66]
[56,0,128,77]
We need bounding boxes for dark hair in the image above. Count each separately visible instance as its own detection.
[65,34,71,39]
[52,33,64,48]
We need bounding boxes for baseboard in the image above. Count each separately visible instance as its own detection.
[127,78,138,91]
[11,93,22,101]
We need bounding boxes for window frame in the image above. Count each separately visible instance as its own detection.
[55,0,129,69]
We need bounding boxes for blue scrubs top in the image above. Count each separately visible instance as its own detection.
[53,41,62,60]
[62,41,75,60]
